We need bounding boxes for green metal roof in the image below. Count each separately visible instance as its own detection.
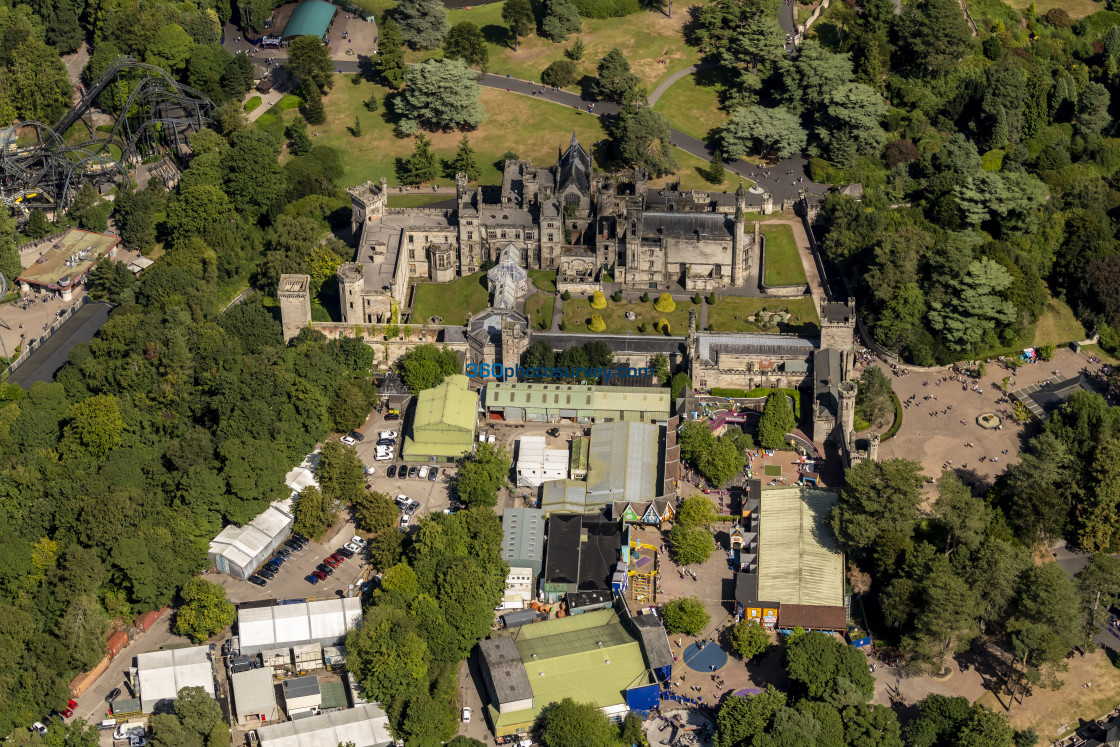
[540,479,589,513]
[404,375,477,459]
[570,437,589,470]
[282,0,336,38]
[485,382,670,420]
[490,609,654,730]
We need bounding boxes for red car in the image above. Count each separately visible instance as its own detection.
[313,569,328,580]
[324,556,340,568]
[68,700,77,709]
[329,552,345,564]
[63,709,73,719]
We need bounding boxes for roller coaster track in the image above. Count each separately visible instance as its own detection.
[0,57,212,212]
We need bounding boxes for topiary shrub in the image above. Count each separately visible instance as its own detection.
[640,292,649,303]
[637,322,646,333]
[655,317,670,334]
[541,59,579,88]
[561,289,572,301]
[588,314,607,332]
[692,293,702,305]
[654,293,676,313]
[611,290,622,302]
[590,290,607,309]
[707,292,717,304]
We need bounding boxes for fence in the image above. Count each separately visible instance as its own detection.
[4,295,111,379]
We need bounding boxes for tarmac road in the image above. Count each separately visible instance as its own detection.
[8,302,113,387]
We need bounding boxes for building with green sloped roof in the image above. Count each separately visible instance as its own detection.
[281,0,337,39]
[402,374,478,461]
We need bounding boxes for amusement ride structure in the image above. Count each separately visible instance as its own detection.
[0,57,212,213]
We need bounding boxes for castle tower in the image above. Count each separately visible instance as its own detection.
[731,182,746,287]
[501,317,528,380]
[455,172,470,207]
[837,379,858,444]
[761,192,773,215]
[337,263,365,325]
[278,274,311,342]
[820,299,857,350]
[346,179,387,238]
[868,432,880,462]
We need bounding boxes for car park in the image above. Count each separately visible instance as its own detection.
[341,436,357,446]
[418,466,429,479]
[343,543,361,554]
[248,575,267,586]
[379,430,399,439]
[324,556,340,568]
[313,570,327,581]
[386,465,397,478]
[408,466,418,478]
[105,688,122,703]
[337,547,355,558]
[316,563,333,575]
[351,535,367,547]
[427,467,439,481]
[349,431,365,442]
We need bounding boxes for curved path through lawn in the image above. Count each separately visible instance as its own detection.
[645,62,718,107]
[476,72,823,203]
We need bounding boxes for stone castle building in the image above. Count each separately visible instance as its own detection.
[339,135,761,327]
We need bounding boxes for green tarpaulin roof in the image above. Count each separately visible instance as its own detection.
[282,0,336,38]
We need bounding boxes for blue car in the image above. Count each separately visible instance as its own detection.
[305,574,320,585]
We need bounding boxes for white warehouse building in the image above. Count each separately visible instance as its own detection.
[515,435,568,488]
[237,599,363,656]
[135,645,216,713]
[256,704,393,747]
[208,505,293,580]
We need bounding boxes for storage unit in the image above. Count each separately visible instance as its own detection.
[515,436,569,488]
[237,598,362,656]
[68,654,111,697]
[110,698,142,718]
[292,643,323,673]
[322,646,345,668]
[256,703,393,747]
[107,631,129,658]
[135,646,216,713]
[261,648,291,675]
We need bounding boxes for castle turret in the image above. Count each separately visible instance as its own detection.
[346,179,387,238]
[337,263,365,325]
[820,299,857,350]
[731,181,746,287]
[838,379,858,444]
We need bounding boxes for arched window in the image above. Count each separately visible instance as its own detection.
[564,193,580,211]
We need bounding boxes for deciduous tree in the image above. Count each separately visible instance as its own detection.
[174,578,235,643]
[661,596,711,635]
[721,106,808,159]
[502,0,534,49]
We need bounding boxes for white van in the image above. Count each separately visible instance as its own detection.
[99,720,117,731]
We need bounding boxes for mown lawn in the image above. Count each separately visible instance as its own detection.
[410,271,489,325]
[562,295,691,335]
[1032,297,1087,347]
[705,296,820,335]
[407,2,701,91]
[289,76,607,187]
[387,194,454,207]
[653,68,730,140]
[525,292,555,331]
[761,224,807,287]
[528,270,557,294]
[653,149,755,191]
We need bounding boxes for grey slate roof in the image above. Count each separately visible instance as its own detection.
[558,133,591,195]
[632,613,674,669]
[478,637,533,704]
[501,508,546,569]
[283,676,321,700]
[640,211,734,239]
[696,333,816,364]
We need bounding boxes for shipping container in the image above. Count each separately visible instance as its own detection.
[134,607,168,633]
[107,630,129,658]
[69,654,111,697]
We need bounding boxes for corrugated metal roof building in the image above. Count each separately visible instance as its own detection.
[403,374,478,461]
[280,0,336,39]
[256,703,393,747]
[135,646,215,713]
[208,505,294,580]
[238,599,363,656]
[585,422,660,505]
[232,668,280,724]
[484,382,670,424]
[501,508,546,574]
[282,676,321,717]
[756,487,843,607]
[540,479,589,513]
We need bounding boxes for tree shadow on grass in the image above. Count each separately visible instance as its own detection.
[480,24,511,47]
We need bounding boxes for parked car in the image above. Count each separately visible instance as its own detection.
[461,707,471,723]
[387,465,397,478]
[337,547,355,559]
[340,436,357,446]
[374,451,393,462]
[63,709,73,719]
[364,467,376,477]
[349,431,365,442]
[400,514,412,527]
[313,569,328,580]
[427,467,439,482]
[316,563,333,576]
[408,466,419,478]
[285,539,304,551]
[343,543,361,554]
[376,438,396,447]
[384,412,400,421]
[379,430,399,439]
[547,427,560,437]
[248,575,267,586]
[292,532,309,543]
[305,574,319,585]
[395,494,409,507]
[274,548,291,559]
[418,466,429,479]
[105,688,122,704]
[324,556,340,568]
[406,501,420,513]
[67,700,77,710]
[31,723,47,736]
[351,535,368,547]
[256,568,275,579]
[330,552,345,564]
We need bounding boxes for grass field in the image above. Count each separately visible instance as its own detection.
[763,464,782,477]
[562,295,691,335]
[294,77,608,187]
[410,271,489,325]
[528,270,557,294]
[525,292,555,330]
[761,224,807,287]
[1031,297,1087,347]
[407,2,701,92]
[653,68,729,140]
[706,296,820,335]
[387,194,453,207]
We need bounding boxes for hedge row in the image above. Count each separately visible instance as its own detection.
[880,389,904,441]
